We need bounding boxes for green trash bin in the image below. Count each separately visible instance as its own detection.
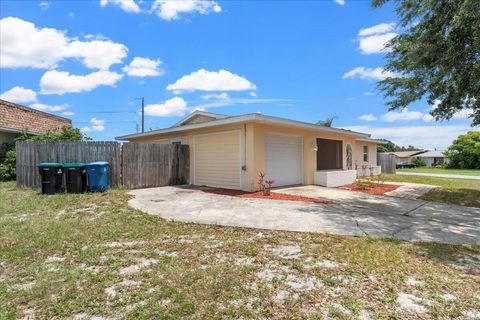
[64,163,87,193]
[38,163,64,195]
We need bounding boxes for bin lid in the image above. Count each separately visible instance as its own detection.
[63,163,86,167]
[86,161,109,166]
[38,162,62,167]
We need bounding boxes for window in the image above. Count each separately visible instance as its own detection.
[171,141,181,145]
[363,145,369,162]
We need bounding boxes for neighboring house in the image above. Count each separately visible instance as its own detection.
[0,99,72,144]
[117,111,385,191]
[383,150,426,164]
[416,150,449,167]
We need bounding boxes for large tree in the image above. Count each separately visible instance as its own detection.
[445,131,480,169]
[373,0,480,125]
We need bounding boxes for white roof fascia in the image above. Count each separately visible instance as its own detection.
[116,113,370,140]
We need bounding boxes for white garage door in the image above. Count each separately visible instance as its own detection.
[194,131,241,189]
[265,133,303,187]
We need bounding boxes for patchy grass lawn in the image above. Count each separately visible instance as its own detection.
[397,167,480,176]
[382,174,480,208]
[1,181,479,320]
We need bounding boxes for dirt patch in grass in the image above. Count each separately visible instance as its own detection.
[341,183,400,195]
[204,188,333,204]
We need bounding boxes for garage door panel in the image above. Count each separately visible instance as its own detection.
[194,131,241,189]
[265,134,303,187]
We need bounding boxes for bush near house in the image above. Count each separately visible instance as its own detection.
[445,131,480,169]
[0,126,89,181]
[411,157,426,167]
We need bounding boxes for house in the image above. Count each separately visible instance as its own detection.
[415,150,448,167]
[0,99,72,145]
[116,111,385,191]
[383,150,426,164]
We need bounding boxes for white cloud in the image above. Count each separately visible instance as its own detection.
[0,17,127,70]
[152,0,221,21]
[452,108,474,120]
[167,69,256,93]
[359,114,377,121]
[64,40,128,70]
[0,17,67,69]
[29,103,69,112]
[381,108,424,122]
[359,32,397,54]
[122,57,163,77]
[40,70,123,95]
[0,86,38,103]
[62,111,75,116]
[250,91,257,97]
[39,2,50,10]
[363,91,375,96]
[81,117,105,132]
[100,0,141,13]
[144,97,187,117]
[358,23,397,55]
[343,67,393,81]
[334,0,345,5]
[192,98,290,110]
[344,124,473,150]
[358,23,395,36]
[201,92,229,100]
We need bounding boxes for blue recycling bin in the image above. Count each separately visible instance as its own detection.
[85,161,109,192]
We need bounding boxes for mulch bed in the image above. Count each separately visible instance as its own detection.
[341,183,400,195]
[203,188,333,204]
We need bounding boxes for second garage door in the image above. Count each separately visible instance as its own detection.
[194,130,241,189]
[265,133,303,187]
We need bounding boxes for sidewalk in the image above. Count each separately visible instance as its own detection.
[396,171,480,180]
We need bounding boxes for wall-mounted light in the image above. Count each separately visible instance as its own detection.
[312,141,318,152]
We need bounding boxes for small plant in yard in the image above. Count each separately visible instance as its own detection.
[257,172,274,196]
[355,177,373,190]
[264,179,274,196]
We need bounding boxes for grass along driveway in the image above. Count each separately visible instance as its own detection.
[397,167,480,176]
[1,182,480,319]
[382,174,480,208]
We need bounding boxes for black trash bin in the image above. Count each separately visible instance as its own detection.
[38,163,64,195]
[64,163,87,193]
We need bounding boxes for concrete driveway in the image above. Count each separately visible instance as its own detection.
[128,185,480,245]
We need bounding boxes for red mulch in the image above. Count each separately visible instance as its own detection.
[203,188,333,204]
[342,183,400,195]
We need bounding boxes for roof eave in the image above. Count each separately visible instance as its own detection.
[116,113,370,141]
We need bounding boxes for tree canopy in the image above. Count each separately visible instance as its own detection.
[445,131,480,169]
[17,126,89,142]
[373,0,480,126]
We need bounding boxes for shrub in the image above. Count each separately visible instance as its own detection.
[411,157,426,167]
[445,131,480,169]
[0,145,16,181]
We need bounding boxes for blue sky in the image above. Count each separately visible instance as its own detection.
[0,0,476,149]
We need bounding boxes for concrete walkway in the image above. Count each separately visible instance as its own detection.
[397,171,480,180]
[129,185,480,245]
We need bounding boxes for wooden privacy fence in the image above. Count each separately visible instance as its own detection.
[122,143,189,189]
[16,141,189,189]
[377,153,396,174]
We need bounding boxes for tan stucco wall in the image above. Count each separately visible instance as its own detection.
[353,142,378,169]
[125,122,378,191]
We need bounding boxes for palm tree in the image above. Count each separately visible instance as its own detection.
[316,116,337,127]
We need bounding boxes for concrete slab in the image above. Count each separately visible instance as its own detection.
[129,185,480,245]
[397,171,480,180]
